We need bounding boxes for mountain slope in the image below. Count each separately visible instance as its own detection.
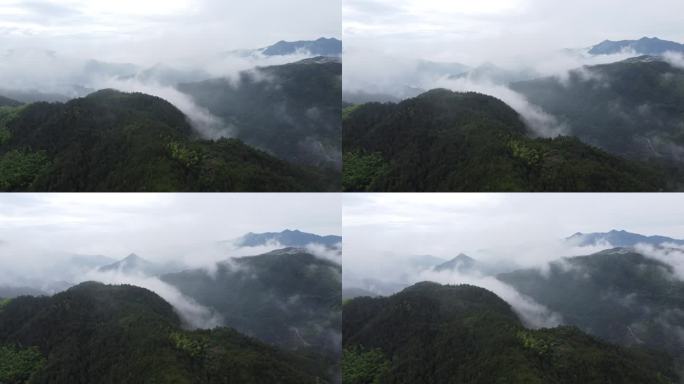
[0,282,327,383]
[497,248,684,361]
[567,230,684,247]
[511,57,684,182]
[589,37,684,55]
[0,89,330,192]
[343,282,678,384]
[160,248,341,379]
[343,89,666,192]
[178,58,342,173]
[235,229,342,248]
[0,96,22,108]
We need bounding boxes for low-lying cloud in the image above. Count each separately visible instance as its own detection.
[343,47,643,138]
[82,269,224,329]
[418,269,563,328]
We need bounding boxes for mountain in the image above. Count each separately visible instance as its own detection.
[342,287,379,301]
[0,96,21,108]
[178,57,342,174]
[433,253,479,273]
[589,37,684,55]
[0,88,71,103]
[416,60,470,78]
[0,286,46,299]
[343,88,666,192]
[68,254,117,269]
[511,56,684,188]
[261,38,342,57]
[567,230,684,247]
[131,64,211,87]
[343,282,677,383]
[97,253,178,276]
[498,248,684,363]
[83,59,139,79]
[0,282,328,383]
[0,89,331,192]
[160,248,341,380]
[235,229,342,248]
[455,63,537,84]
[407,254,448,270]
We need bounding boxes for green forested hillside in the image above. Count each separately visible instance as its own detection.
[342,282,678,384]
[343,89,666,192]
[497,248,684,362]
[511,57,684,188]
[161,249,342,379]
[178,58,342,173]
[0,282,328,384]
[0,89,331,192]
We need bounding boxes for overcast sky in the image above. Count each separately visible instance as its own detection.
[343,193,684,280]
[0,193,341,260]
[344,0,684,64]
[0,0,341,63]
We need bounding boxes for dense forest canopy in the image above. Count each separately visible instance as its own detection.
[343,89,667,192]
[0,282,329,383]
[342,282,678,384]
[0,89,334,192]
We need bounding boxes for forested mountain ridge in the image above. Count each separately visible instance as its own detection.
[511,57,684,178]
[161,248,342,381]
[0,89,331,192]
[497,248,684,363]
[178,58,342,173]
[0,282,328,384]
[343,88,666,192]
[342,282,678,384]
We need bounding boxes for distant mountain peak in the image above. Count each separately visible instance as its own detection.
[260,37,341,57]
[589,37,684,55]
[566,230,684,247]
[233,229,341,248]
[434,253,478,272]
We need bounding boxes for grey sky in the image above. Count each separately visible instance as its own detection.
[0,0,341,63]
[0,193,341,260]
[344,0,684,65]
[343,193,684,280]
